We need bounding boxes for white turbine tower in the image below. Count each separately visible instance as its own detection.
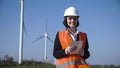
[19,0,24,64]
[33,21,53,62]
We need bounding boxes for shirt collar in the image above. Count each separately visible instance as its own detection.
[67,28,79,35]
[67,29,79,41]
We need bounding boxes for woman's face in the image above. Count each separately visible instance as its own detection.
[66,16,78,28]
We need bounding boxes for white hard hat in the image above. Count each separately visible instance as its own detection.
[64,7,79,17]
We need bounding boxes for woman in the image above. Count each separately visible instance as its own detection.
[53,7,90,68]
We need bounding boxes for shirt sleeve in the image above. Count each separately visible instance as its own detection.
[82,37,90,59]
[53,32,68,59]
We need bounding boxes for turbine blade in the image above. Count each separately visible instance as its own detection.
[47,36,54,43]
[33,35,44,43]
[23,22,27,35]
[45,19,48,33]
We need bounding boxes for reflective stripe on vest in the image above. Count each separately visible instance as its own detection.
[56,60,87,68]
[56,30,89,68]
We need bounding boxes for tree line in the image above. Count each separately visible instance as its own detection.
[0,55,52,67]
[0,55,16,66]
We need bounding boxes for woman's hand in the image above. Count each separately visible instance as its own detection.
[65,46,72,54]
[65,46,84,55]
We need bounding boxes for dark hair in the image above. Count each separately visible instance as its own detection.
[63,17,79,28]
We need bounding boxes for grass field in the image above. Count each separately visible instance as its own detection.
[0,64,120,68]
[0,64,55,68]
[1,55,119,68]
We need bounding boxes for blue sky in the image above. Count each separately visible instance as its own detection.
[0,0,120,66]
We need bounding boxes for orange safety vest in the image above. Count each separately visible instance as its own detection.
[56,30,90,68]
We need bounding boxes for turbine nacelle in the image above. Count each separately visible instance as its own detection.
[45,33,48,37]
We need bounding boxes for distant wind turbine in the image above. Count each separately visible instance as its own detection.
[33,20,53,62]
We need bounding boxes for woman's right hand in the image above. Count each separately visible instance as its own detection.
[65,46,71,54]
[65,46,76,54]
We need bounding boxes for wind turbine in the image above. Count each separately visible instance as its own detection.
[19,0,25,64]
[33,20,53,62]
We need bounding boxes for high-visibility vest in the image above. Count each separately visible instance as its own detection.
[56,30,90,68]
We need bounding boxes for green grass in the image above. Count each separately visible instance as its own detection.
[0,63,55,68]
[90,65,120,68]
[0,64,55,68]
[0,64,120,68]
